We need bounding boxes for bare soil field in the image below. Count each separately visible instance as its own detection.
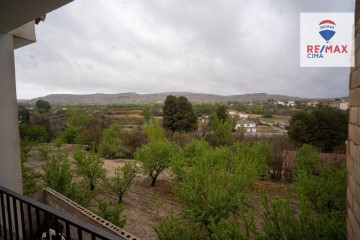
[25,144,295,240]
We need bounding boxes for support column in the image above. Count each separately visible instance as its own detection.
[0,33,22,193]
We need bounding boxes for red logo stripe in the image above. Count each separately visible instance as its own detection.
[319,20,336,25]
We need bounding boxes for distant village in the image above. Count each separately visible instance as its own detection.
[199,98,349,137]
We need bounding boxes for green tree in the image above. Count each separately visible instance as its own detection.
[98,123,123,158]
[106,163,138,203]
[163,95,197,132]
[172,144,260,238]
[135,140,176,186]
[73,149,106,191]
[42,152,73,196]
[215,105,228,123]
[288,106,348,152]
[163,95,178,132]
[206,112,235,146]
[36,99,51,112]
[144,119,166,143]
[141,106,153,124]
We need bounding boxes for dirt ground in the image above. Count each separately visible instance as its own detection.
[25,144,295,240]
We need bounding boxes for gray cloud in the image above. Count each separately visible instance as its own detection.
[14,0,354,99]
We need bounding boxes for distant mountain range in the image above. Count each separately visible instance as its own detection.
[21,92,307,105]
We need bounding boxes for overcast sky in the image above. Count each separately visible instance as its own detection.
[15,0,355,99]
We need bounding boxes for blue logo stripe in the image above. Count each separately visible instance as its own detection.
[320,45,325,53]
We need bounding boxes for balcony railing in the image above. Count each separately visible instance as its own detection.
[0,186,125,240]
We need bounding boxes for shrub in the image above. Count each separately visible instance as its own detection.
[155,214,203,240]
[20,124,49,143]
[173,145,259,238]
[96,201,125,228]
[98,124,123,158]
[42,152,73,196]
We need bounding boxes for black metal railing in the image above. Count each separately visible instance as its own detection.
[0,186,125,240]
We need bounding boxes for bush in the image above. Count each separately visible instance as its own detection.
[155,214,204,240]
[261,194,346,240]
[42,152,73,196]
[261,144,346,240]
[98,124,123,158]
[22,166,42,195]
[173,144,260,238]
[118,129,147,158]
[60,127,82,144]
[20,124,49,143]
[295,145,346,213]
[96,201,125,228]
[37,145,52,161]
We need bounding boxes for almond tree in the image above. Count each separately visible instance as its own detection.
[106,163,138,203]
[135,140,176,186]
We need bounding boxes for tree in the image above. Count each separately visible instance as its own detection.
[98,123,123,158]
[106,163,137,203]
[288,106,348,152]
[163,95,197,132]
[42,152,73,196]
[206,112,235,146]
[73,149,106,191]
[163,95,178,132]
[144,119,166,143]
[173,96,198,132]
[172,144,260,238]
[36,99,51,112]
[141,106,153,124]
[215,105,228,123]
[135,140,176,186]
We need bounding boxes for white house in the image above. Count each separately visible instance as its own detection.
[287,101,295,107]
[340,101,349,110]
[277,101,285,106]
[235,120,257,133]
[307,101,319,107]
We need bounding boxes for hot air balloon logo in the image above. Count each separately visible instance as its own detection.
[319,20,336,42]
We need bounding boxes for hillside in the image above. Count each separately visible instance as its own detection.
[22,92,304,105]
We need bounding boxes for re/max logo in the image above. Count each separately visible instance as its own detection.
[307,45,347,53]
[306,45,348,59]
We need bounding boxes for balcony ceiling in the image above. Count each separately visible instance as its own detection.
[0,0,73,33]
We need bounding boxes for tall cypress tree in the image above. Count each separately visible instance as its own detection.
[163,95,178,132]
[162,95,197,132]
